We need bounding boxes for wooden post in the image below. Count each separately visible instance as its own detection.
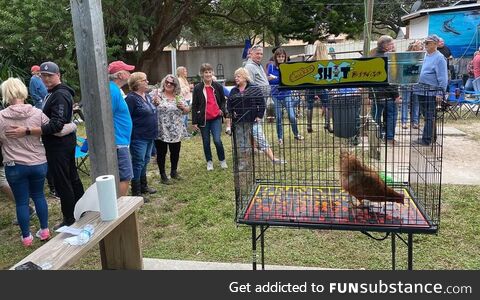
[70,0,120,193]
[363,0,375,57]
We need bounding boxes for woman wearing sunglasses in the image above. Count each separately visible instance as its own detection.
[151,75,189,184]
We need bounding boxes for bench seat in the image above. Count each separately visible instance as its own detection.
[11,196,144,270]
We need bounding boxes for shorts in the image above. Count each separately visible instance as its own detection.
[252,122,270,151]
[0,166,8,188]
[117,146,133,182]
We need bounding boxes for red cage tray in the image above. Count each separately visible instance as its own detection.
[241,184,431,230]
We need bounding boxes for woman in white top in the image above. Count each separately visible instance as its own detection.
[151,75,189,184]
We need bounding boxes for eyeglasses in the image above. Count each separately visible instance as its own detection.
[165,80,176,87]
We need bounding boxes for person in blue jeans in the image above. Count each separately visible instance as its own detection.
[191,63,228,171]
[267,47,303,144]
[401,89,419,129]
[370,35,400,145]
[125,72,158,201]
[415,35,448,145]
[1,78,76,246]
[401,40,423,129]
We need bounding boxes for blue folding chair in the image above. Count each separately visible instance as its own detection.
[461,77,480,118]
[75,137,89,176]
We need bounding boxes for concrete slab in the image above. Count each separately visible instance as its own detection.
[441,135,480,185]
[143,258,336,270]
[442,126,467,136]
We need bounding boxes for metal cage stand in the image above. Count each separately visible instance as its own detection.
[251,226,414,270]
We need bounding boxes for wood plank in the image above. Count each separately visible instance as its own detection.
[10,196,143,270]
[100,212,143,270]
[70,0,120,190]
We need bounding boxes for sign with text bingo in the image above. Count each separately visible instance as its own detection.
[279,57,388,88]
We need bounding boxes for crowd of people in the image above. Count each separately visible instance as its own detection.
[0,33,453,246]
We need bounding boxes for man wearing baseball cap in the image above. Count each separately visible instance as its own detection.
[415,34,448,146]
[107,60,144,197]
[6,61,85,228]
[28,65,47,108]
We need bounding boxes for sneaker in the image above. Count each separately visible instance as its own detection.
[386,139,397,146]
[21,234,33,247]
[238,161,248,171]
[272,158,287,164]
[225,127,232,135]
[220,160,228,169]
[206,161,214,171]
[278,139,283,145]
[294,135,304,141]
[412,124,419,129]
[49,190,60,199]
[35,228,51,241]
[350,136,360,146]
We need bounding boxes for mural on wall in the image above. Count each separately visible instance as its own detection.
[429,10,480,57]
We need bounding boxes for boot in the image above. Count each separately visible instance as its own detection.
[160,173,171,185]
[307,109,313,133]
[170,170,181,180]
[131,179,142,196]
[140,175,157,194]
[132,179,149,203]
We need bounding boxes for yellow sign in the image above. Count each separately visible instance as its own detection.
[279,57,388,87]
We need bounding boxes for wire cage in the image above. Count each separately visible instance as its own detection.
[229,84,444,269]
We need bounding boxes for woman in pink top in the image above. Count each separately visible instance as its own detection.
[0,78,75,246]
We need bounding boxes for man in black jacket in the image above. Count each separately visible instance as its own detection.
[6,61,84,228]
[40,61,85,228]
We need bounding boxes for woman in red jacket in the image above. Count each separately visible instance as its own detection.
[191,63,228,171]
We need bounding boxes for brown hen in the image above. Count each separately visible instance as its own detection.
[339,150,404,205]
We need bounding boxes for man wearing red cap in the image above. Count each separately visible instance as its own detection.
[107,61,146,197]
[28,65,48,109]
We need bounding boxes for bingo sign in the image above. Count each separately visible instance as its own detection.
[279,57,388,88]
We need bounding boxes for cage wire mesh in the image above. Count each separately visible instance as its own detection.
[230,84,443,234]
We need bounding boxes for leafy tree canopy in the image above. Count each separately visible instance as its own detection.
[0,0,77,88]
[0,0,465,89]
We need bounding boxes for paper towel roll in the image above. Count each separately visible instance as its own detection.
[96,175,118,221]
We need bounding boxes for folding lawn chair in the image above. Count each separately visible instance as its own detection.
[75,137,89,176]
[461,77,480,118]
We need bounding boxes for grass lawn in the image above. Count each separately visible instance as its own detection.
[1,120,479,270]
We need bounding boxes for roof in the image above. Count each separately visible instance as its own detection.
[401,3,480,22]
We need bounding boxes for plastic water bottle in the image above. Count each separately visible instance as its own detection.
[77,224,94,245]
[191,130,198,137]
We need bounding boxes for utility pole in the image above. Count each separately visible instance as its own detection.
[363,0,375,57]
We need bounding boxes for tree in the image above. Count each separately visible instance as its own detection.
[120,0,212,70]
[0,0,77,88]
[372,0,461,37]
[183,0,276,47]
[273,0,365,43]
